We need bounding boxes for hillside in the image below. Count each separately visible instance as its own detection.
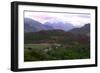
[24,18,48,32]
[24,30,90,44]
[69,23,90,36]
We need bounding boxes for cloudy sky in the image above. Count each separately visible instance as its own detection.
[24,11,91,27]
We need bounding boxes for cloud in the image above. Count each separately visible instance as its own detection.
[24,11,91,27]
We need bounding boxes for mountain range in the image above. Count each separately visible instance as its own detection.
[24,18,90,36]
[24,18,75,32]
[44,21,74,31]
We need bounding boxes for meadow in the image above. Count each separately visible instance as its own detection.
[24,43,90,61]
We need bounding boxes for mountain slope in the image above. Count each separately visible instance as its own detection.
[24,18,47,32]
[69,23,90,36]
[44,21,74,31]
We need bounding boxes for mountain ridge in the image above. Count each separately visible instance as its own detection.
[24,18,77,32]
[69,23,90,36]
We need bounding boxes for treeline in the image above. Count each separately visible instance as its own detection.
[24,30,90,45]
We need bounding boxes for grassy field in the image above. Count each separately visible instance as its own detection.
[24,43,90,62]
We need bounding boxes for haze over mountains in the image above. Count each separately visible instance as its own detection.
[25,18,75,32]
[24,18,90,35]
[44,21,74,31]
